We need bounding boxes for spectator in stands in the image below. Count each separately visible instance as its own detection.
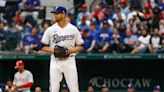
[156,39,164,53]
[120,0,131,16]
[0,83,5,92]
[130,0,142,10]
[19,16,37,52]
[3,2,18,23]
[151,6,162,29]
[118,21,126,38]
[15,10,24,33]
[159,20,164,34]
[143,3,153,20]
[113,7,126,22]
[136,3,155,32]
[89,21,99,37]
[160,10,164,19]
[111,28,123,53]
[67,12,77,26]
[4,22,17,35]
[98,4,109,20]
[101,84,109,92]
[82,28,96,53]
[40,20,51,37]
[157,32,164,53]
[106,19,114,31]
[15,10,23,25]
[35,87,42,92]
[111,18,117,28]
[0,21,7,50]
[76,4,90,23]
[18,0,26,9]
[123,29,138,53]
[23,27,41,54]
[4,80,14,92]
[24,15,37,28]
[96,20,113,53]
[132,28,151,53]
[90,5,104,21]
[77,14,90,32]
[90,16,101,28]
[106,5,115,20]
[130,12,140,31]
[22,15,37,40]
[127,83,135,92]
[87,84,94,92]
[155,0,164,11]
[153,85,161,92]
[4,22,21,51]
[127,5,138,23]
[103,0,116,6]
[99,0,109,8]
[20,0,41,10]
[1,22,17,51]
[148,27,163,53]
[19,0,42,21]
[127,18,138,35]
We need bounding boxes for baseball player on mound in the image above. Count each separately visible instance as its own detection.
[41,6,84,92]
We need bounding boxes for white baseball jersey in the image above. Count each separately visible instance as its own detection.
[41,23,84,58]
[13,70,33,92]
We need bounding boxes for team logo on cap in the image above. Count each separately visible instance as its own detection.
[55,6,58,11]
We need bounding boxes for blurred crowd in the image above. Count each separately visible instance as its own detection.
[0,0,45,54]
[1,0,164,54]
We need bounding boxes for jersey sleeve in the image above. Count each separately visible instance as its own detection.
[75,28,84,45]
[41,28,50,45]
[27,71,34,83]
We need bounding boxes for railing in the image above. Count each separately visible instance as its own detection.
[0,53,164,60]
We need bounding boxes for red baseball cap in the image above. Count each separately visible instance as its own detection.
[120,0,127,5]
[82,14,86,20]
[82,4,87,10]
[15,60,24,69]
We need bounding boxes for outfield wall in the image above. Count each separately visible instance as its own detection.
[0,54,164,91]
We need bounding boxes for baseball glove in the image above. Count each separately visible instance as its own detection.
[54,45,69,58]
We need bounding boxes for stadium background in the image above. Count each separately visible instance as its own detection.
[0,0,164,92]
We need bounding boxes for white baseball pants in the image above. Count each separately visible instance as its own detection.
[49,57,79,92]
